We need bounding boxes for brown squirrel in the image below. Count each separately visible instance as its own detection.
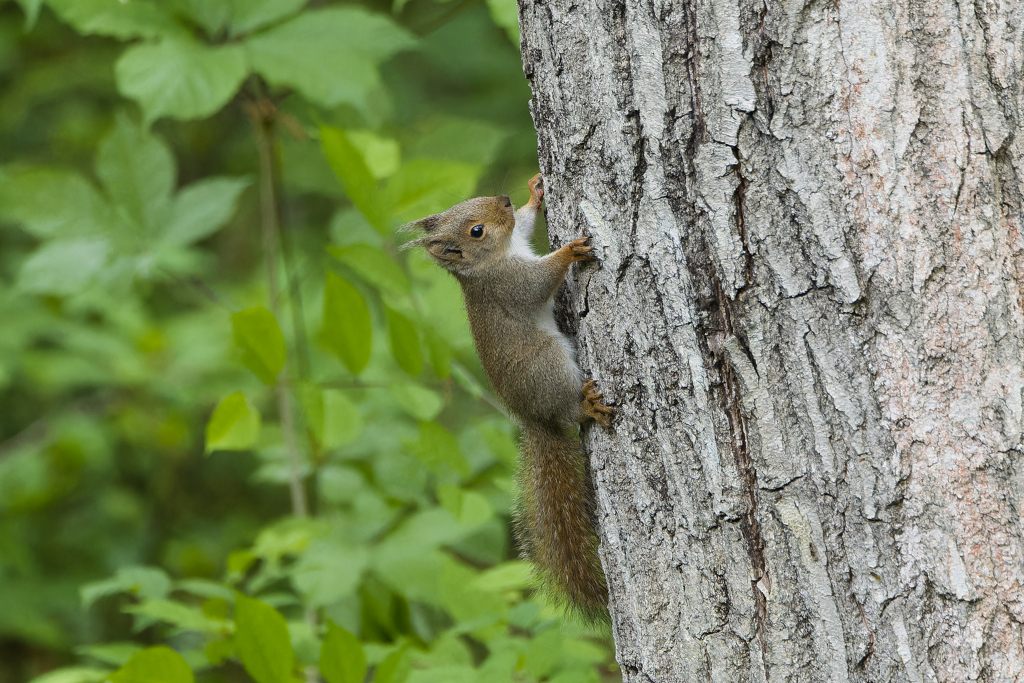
[404,174,612,618]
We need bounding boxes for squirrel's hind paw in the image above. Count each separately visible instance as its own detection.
[581,380,614,427]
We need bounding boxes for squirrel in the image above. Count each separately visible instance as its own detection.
[404,173,613,619]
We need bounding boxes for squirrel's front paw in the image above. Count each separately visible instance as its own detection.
[527,173,544,209]
[581,380,614,427]
[568,237,597,262]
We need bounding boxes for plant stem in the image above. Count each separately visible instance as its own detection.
[248,98,308,519]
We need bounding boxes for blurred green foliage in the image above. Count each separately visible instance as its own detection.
[0,0,617,682]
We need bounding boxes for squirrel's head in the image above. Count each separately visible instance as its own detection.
[401,195,516,276]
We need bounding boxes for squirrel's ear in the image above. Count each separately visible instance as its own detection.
[400,213,442,234]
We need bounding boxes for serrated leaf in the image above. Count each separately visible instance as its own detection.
[234,594,295,683]
[322,272,371,374]
[320,127,386,233]
[108,646,194,683]
[328,244,409,296]
[205,392,261,452]
[47,0,183,40]
[17,238,109,296]
[229,0,305,34]
[116,39,248,124]
[386,307,422,376]
[319,621,365,683]
[162,176,251,246]
[0,167,113,239]
[246,7,414,111]
[96,113,174,231]
[231,307,286,384]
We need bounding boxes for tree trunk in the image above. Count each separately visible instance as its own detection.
[518,0,1024,678]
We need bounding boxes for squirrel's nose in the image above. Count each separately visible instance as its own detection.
[500,195,512,207]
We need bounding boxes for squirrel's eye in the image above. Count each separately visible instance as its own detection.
[470,224,484,238]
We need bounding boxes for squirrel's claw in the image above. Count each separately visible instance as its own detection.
[568,237,597,263]
[527,173,544,209]
[581,380,614,427]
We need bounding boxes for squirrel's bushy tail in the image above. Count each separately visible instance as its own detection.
[517,422,608,620]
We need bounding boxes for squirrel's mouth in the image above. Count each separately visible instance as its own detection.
[442,247,463,259]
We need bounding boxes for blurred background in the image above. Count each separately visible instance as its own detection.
[0,1,616,681]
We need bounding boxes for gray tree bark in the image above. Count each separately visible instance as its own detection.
[517,0,1024,679]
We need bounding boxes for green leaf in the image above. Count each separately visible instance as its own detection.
[292,542,368,608]
[96,113,174,231]
[0,167,113,239]
[322,390,362,448]
[423,329,451,379]
[328,244,409,296]
[436,485,492,525]
[205,392,261,452]
[485,0,520,44]
[108,646,194,683]
[299,385,362,449]
[74,642,143,667]
[386,307,422,376]
[47,0,183,40]
[80,566,172,610]
[391,384,443,422]
[231,307,287,385]
[246,7,414,111]
[26,667,112,683]
[322,272,372,374]
[229,0,305,35]
[383,159,481,224]
[123,599,226,633]
[17,238,109,296]
[320,621,366,683]
[162,176,251,246]
[320,127,386,233]
[234,594,296,683]
[409,422,468,478]
[346,131,400,180]
[14,0,43,29]
[470,561,533,592]
[373,646,409,683]
[115,39,248,125]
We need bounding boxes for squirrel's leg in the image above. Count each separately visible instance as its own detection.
[581,380,614,427]
[513,174,545,245]
[526,238,597,302]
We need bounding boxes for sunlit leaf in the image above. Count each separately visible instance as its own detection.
[231,307,287,385]
[234,594,295,683]
[346,131,400,180]
[328,244,409,296]
[116,39,248,124]
[205,392,261,452]
[246,7,414,111]
[162,176,251,246]
[386,307,422,376]
[96,113,174,231]
[73,642,143,668]
[322,272,371,374]
[320,621,366,683]
[320,126,386,233]
[108,646,194,683]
